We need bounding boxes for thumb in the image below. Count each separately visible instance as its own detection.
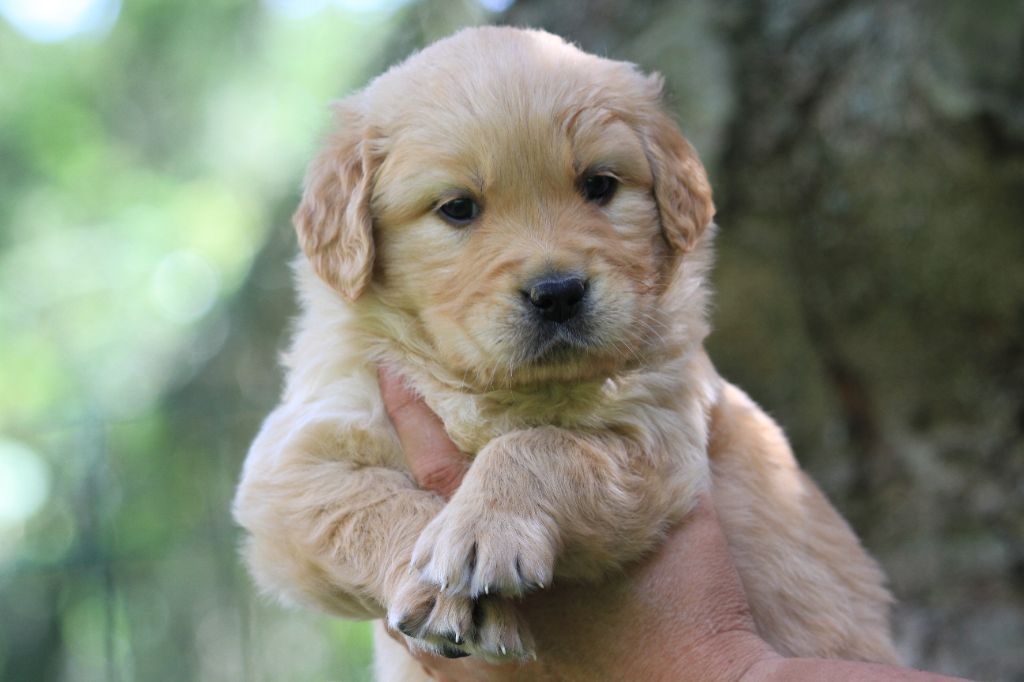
[378,365,469,500]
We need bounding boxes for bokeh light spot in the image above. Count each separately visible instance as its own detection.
[263,0,415,18]
[0,0,121,43]
[0,438,50,525]
[477,0,514,12]
[150,251,220,325]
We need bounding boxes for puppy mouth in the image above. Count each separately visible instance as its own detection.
[517,318,597,366]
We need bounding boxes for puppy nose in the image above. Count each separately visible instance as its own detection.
[525,275,588,323]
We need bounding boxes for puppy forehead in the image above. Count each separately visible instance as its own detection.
[385,105,574,190]
[373,99,653,219]
[365,28,656,202]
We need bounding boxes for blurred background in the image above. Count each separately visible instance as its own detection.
[1,0,1021,680]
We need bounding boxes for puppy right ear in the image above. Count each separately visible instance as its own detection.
[637,75,715,254]
[293,99,380,301]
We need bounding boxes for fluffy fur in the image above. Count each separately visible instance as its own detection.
[233,27,898,679]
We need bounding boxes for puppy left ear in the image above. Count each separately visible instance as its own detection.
[639,76,715,252]
[293,98,381,300]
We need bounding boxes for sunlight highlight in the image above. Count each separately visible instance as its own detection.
[0,0,120,42]
[0,438,49,525]
[263,0,415,18]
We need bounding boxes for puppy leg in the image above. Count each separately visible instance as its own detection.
[237,455,430,608]
[413,426,706,604]
[235,404,524,659]
[239,455,527,659]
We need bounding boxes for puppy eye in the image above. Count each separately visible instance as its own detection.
[437,197,481,226]
[582,174,618,205]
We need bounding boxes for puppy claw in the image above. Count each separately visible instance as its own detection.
[439,629,463,645]
[404,635,470,660]
[437,644,470,659]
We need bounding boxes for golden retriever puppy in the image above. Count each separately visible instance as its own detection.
[233,26,898,677]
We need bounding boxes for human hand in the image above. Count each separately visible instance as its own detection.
[378,366,970,682]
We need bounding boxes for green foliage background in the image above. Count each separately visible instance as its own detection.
[0,1,440,679]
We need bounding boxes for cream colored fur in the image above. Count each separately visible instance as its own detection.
[233,26,898,677]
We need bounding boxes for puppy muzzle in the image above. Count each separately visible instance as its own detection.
[517,271,596,363]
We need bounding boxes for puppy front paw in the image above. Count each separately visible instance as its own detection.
[387,571,534,661]
[411,498,557,598]
[388,573,472,652]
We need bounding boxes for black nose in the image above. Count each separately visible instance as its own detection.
[525,275,588,323]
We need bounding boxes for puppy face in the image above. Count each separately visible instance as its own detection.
[295,28,714,387]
